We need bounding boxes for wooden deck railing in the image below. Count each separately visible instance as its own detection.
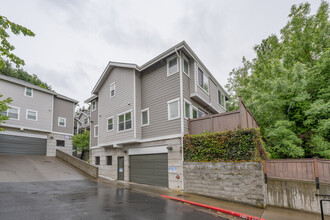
[188,96,258,135]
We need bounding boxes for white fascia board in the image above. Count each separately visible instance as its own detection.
[0,130,48,139]
[128,146,168,155]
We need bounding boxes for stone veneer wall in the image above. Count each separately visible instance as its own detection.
[90,137,183,190]
[47,133,73,156]
[267,179,330,215]
[183,161,266,207]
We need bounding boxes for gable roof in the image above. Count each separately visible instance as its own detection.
[0,74,79,104]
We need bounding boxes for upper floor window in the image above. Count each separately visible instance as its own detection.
[198,109,205,118]
[84,118,88,125]
[1,106,20,120]
[184,100,191,119]
[167,56,178,76]
[118,111,132,132]
[110,83,116,98]
[198,67,209,93]
[168,98,180,120]
[25,87,33,97]
[94,125,99,137]
[141,108,149,126]
[183,57,189,76]
[92,101,96,111]
[26,110,37,121]
[192,106,198,119]
[58,117,66,127]
[107,117,114,131]
[218,90,225,107]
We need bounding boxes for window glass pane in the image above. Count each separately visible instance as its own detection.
[119,114,124,123]
[183,59,189,74]
[222,95,225,106]
[84,118,88,124]
[108,118,113,130]
[169,101,179,119]
[26,88,32,96]
[119,122,124,131]
[185,102,190,118]
[203,74,209,92]
[192,109,198,119]
[168,58,177,75]
[27,111,36,120]
[125,120,132,130]
[107,156,112,165]
[142,111,148,125]
[198,109,205,118]
[110,84,115,97]
[125,112,131,121]
[218,90,222,105]
[8,108,18,119]
[94,126,98,136]
[198,68,203,87]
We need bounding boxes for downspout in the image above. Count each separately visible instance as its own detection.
[175,48,184,191]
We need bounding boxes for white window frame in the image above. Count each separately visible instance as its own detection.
[58,117,66,127]
[106,116,114,132]
[117,110,133,133]
[184,99,191,119]
[167,55,179,77]
[182,55,190,77]
[218,89,226,107]
[167,98,180,121]
[91,101,96,111]
[197,65,209,95]
[24,87,33,97]
[110,82,116,98]
[94,125,99,137]
[26,109,38,121]
[192,106,198,119]
[3,106,20,120]
[141,108,150,126]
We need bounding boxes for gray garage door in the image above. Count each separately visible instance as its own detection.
[0,134,47,156]
[130,153,168,187]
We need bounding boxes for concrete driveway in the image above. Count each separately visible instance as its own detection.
[0,155,224,219]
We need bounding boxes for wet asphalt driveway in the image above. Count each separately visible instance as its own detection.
[0,155,223,220]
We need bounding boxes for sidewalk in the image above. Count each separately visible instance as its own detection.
[98,176,329,220]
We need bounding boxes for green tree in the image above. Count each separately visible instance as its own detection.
[0,94,12,131]
[225,2,330,159]
[71,130,90,160]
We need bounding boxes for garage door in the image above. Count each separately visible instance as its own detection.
[0,134,47,156]
[130,153,168,187]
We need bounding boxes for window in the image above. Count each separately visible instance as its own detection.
[184,101,191,119]
[110,83,116,98]
[107,117,114,131]
[56,140,65,147]
[26,110,37,121]
[198,67,209,93]
[92,101,96,111]
[183,57,189,76]
[167,56,178,76]
[218,90,225,107]
[95,156,100,165]
[141,108,149,126]
[192,107,198,119]
[168,98,180,120]
[84,118,88,125]
[2,106,20,120]
[58,117,66,127]
[118,111,132,132]
[94,125,98,137]
[107,156,112,165]
[25,87,33,97]
[198,109,205,118]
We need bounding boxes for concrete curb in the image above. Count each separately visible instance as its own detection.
[160,195,266,220]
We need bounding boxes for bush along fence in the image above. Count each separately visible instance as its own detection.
[183,128,267,162]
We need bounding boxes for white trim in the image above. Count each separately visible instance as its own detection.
[167,98,180,121]
[194,62,197,92]
[58,117,66,127]
[0,130,47,139]
[182,54,190,77]
[117,109,133,133]
[24,87,33,97]
[91,100,96,112]
[1,123,51,133]
[89,107,92,149]
[6,105,20,120]
[141,108,150,126]
[106,116,114,132]
[110,82,116,98]
[184,99,192,119]
[166,55,179,77]
[133,70,136,139]
[196,64,210,95]
[179,50,185,192]
[26,109,38,121]
[128,146,168,155]
[141,133,181,143]
[94,125,99,137]
[51,131,73,136]
[51,95,54,131]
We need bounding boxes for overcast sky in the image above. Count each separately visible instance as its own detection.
[1,0,322,107]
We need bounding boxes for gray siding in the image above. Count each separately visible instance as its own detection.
[90,99,98,147]
[53,97,74,134]
[98,67,134,145]
[210,79,226,113]
[141,62,181,139]
[135,71,142,140]
[0,79,52,131]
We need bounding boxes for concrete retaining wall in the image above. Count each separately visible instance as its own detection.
[56,149,98,178]
[267,178,330,215]
[183,161,266,207]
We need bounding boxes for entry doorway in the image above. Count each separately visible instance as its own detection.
[117,157,124,180]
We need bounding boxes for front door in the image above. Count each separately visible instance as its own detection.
[118,157,124,180]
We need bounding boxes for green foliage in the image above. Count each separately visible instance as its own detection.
[0,94,12,131]
[0,61,52,90]
[71,130,90,153]
[184,128,267,161]
[0,15,35,68]
[225,2,330,159]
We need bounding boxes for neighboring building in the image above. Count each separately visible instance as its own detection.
[85,41,229,190]
[74,109,90,134]
[0,74,78,156]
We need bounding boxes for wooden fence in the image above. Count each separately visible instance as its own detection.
[265,158,330,184]
[188,96,258,135]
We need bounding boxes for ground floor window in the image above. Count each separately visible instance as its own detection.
[107,156,112,165]
[95,156,100,165]
[56,140,65,147]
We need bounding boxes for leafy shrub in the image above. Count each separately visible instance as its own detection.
[184,128,267,161]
